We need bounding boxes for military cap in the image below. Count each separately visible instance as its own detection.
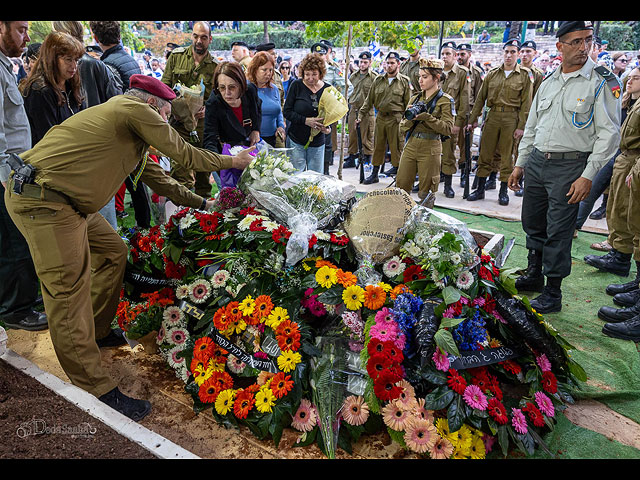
[457,43,472,52]
[419,57,445,70]
[166,42,179,49]
[320,39,333,48]
[441,41,457,50]
[593,35,602,47]
[521,40,537,50]
[231,41,249,48]
[256,42,276,52]
[311,42,328,54]
[129,74,176,101]
[359,51,372,60]
[556,21,594,38]
[386,51,401,61]
[504,39,521,49]
[415,35,424,43]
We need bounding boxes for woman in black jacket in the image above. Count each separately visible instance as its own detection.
[203,61,262,187]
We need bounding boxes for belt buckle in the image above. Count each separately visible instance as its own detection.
[544,152,552,160]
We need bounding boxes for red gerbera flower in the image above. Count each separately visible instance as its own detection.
[276,319,301,352]
[487,397,509,425]
[271,225,291,244]
[233,389,255,419]
[270,372,294,399]
[523,402,546,427]
[447,369,467,395]
[239,206,259,216]
[225,301,242,322]
[198,376,221,404]
[213,306,232,331]
[198,212,221,233]
[403,264,426,283]
[541,371,558,394]
[254,295,274,318]
[500,359,522,375]
[373,370,403,402]
[329,233,349,245]
[478,265,494,282]
[366,353,394,380]
[308,234,318,249]
[249,218,266,231]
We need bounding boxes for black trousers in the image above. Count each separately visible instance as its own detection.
[0,183,39,316]
[521,148,587,279]
[124,177,151,229]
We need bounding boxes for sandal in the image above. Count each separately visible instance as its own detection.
[590,240,612,252]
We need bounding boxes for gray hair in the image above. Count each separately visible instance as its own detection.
[125,87,171,110]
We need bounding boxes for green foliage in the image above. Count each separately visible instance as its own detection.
[208,29,307,50]
[600,22,637,50]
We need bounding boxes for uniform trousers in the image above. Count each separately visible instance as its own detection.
[372,112,404,168]
[521,148,587,279]
[476,109,519,179]
[606,150,640,260]
[5,190,125,398]
[628,155,640,262]
[348,107,375,156]
[396,135,441,200]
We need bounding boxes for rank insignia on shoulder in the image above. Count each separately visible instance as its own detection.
[611,84,621,98]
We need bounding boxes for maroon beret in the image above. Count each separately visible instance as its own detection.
[129,74,176,101]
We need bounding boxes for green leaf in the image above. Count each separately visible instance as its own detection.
[316,285,345,305]
[447,395,466,432]
[442,285,461,305]
[439,316,465,329]
[434,328,460,356]
[423,386,455,410]
[497,425,510,457]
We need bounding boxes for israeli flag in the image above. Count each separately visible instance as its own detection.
[369,39,381,59]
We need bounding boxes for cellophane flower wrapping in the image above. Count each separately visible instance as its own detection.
[239,148,356,266]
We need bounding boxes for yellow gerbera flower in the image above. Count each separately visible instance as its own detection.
[435,417,450,438]
[214,389,236,415]
[378,281,392,292]
[265,306,289,329]
[448,424,473,456]
[238,295,256,316]
[255,386,276,413]
[222,318,247,336]
[342,284,365,310]
[277,350,302,373]
[193,364,213,386]
[468,434,486,459]
[315,265,338,289]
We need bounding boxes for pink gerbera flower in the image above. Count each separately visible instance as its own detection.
[369,320,399,342]
[511,407,528,434]
[463,384,488,411]
[291,399,317,432]
[374,307,395,324]
[534,391,555,417]
[536,354,552,372]
[432,348,450,372]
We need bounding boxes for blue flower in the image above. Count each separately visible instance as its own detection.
[452,307,488,351]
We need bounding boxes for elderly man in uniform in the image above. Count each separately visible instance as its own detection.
[456,43,484,188]
[508,21,621,314]
[345,51,377,169]
[358,51,411,184]
[162,21,219,199]
[231,41,252,71]
[0,20,47,332]
[466,39,532,206]
[4,74,254,420]
[439,41,470,198]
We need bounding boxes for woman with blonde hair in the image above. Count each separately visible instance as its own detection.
[19,31,85,145]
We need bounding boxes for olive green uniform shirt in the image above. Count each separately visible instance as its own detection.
[358,73,412,120]
[400,58,421,92]
[349,69,378,110]
[517,57,622,181]
[467,63,485,110]
[399,90,455,138]
[442,63,470,127]
[469,63,533,131]
[21,95,234,215]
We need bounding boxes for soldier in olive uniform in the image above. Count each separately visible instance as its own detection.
[4,75,255,420]
[345,51,377,168]
[509,22,621,314]
[161,21,219,198]
[400,35,423,93]
[439,41,470,198]
[231,41,252,71]
[396,58,454,207]
[456,43,485,187]
[358,51,411,184]
[466,39,532,206]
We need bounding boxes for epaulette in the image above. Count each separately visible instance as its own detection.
[594,65,622,98]
[171,46,187,54]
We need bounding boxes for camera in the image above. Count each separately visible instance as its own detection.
[404,101,429,120]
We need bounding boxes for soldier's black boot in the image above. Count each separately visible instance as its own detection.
[443,174,455,198]
[598,298,640,323]
[471,174,479,190]
[98,387,152,421]
[584,249,632,277]
[343,154,357,168]
[466,176,486,201]
[606,262,640,297]
[530,277,563,314]
[589,193,608,220]
[602,314,640,342]
[613,289,640,307]
[498,181,509,205]
[363,165,380,185]
[485,171,497,190]
[385,164,397,176]
[515,249,544,293]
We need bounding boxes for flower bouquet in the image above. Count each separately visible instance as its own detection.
[304,85,348,149]
[171,79,205,143]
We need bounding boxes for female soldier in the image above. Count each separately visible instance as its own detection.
[396,58,454,208]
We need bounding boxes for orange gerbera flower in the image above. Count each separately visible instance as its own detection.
[275,320,301,351]
[270,372,294,399]
[315,259,337,269]
[233,389,256,419]
[213,307,232,331]
[190,356,207,376]
[193,336,215,361]
[225,301,242,322]
[198,376,220,404]
[390,284,413,300]
[363,284,386,310]
[210,344,228,365]
[254,295,274,319]
[336,269,358,287]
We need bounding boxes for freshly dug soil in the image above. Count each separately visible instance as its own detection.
[0,359,156,459]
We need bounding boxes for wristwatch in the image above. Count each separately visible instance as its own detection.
[200,198,208,210]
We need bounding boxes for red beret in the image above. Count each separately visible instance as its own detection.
[129,74,176,101]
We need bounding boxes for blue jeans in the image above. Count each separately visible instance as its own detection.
[98,196,118,231]
[287,138,325,173]
[575,155,616,229]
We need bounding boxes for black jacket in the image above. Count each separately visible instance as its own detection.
[203,83,262,154]
[100,44,141,89]
[78,53,122,107]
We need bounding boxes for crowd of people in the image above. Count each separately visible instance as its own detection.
[1,19,639,424]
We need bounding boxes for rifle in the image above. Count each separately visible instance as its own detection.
[463,114,472,199]
[356,121,366,184]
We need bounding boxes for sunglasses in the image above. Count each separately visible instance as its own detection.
[280,66,290,70]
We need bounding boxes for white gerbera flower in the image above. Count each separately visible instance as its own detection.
[167,345,187,368]
[227,354,246,374]
[211,269,230,287]
[189,279,212,303]
[382,255,406,278]
[178,213,196,230]
[456,271,474,290]
[175,284,190,299]
[162,305,184,325]
[262,220,279,232]
[166,327,189,346]
[314,230,330,241]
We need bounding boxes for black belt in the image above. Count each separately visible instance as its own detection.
[534,148,591,161]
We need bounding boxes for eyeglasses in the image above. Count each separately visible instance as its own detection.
[280,66,290,70]
[617,58,629,63]
[559,36,593,48]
